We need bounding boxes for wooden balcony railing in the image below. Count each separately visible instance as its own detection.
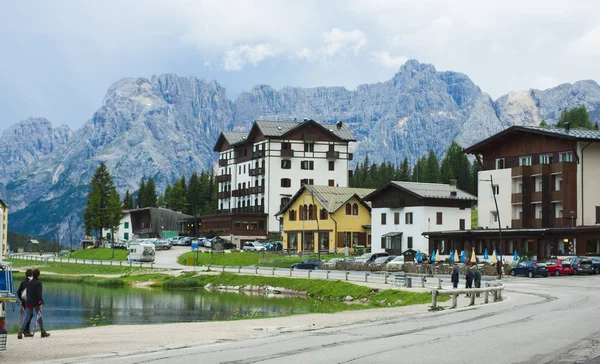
[216,174,231,183]
[511,193,522,204]
[249,168,264,176]
[281,149,294,157]
[326,151,340,159]
[218,159,228,167]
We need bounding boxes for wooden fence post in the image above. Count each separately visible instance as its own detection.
[451,294,457,309]
[431,288,438,309]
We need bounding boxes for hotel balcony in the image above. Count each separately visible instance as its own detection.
[217,191,231,199]
[511,219,522,229]
[326,150,340,159]
[252,150,264,159]
[216,174,231,183]
[511,193,522,204]
[551,190,564,202]
[531,191,542,203]
[249,186,264,194]
[529,218,542,228]
[249,167,264,176]
[218,159,228,167]
[281,149,294,157]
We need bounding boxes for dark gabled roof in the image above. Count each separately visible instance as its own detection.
[213,131,249,152]
[464,125,600,154]
[276,185,374,216]
[364,181,477,202]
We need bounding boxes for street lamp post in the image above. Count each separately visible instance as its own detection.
[488,175,503,262]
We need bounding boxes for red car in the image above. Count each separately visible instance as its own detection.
[545,259,575,276]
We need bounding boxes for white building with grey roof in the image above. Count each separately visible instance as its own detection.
[205,119,356,246]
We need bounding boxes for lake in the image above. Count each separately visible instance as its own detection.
[5,282,313,330]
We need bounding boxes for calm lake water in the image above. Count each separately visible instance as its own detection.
[5,281,312,330]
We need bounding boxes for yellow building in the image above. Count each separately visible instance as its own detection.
[0,198,7,257]
[277,185,374,253]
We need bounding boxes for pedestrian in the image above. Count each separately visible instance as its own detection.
[496,260,502,280]
[473,265,482,297]
[16,269,34,337]
[465,266,474,297]
[451,264,459,289]
[18,268,50,339]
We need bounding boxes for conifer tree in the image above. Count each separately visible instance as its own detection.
[423,149,440,183]
[556,106,594,129]
[122,190,134,209]
[144,177,158,207]
[83,162,122,240]
[398,157,411,181]
[136,179,146,208]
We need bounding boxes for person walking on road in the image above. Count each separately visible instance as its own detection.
[451,264,459,289]
[473,265,482,297]
[496,260,502,280]
[465,266,474,297]
[18,268,50,339]
[16,269,34,337]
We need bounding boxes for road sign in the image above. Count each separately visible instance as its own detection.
[191,242,198,252]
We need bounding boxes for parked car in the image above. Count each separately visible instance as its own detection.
[291,259,322,270]
[545,259,575,276]
[355,252,389,264]
[566,257,595,275]
[510,261,548,278]
[154,239,172,250]
[242,241,266,252]
[386,256,406,267]
[59,249,71,257]
[371,255,397,265]
[323,257,345,268]
[590,258,600,275]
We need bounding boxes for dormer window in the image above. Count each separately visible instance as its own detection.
[539,154,552,164]
[495,158,505,169]
[519,155,532,166]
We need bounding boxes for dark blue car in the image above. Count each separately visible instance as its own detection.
[510,261,548,278]
[291,259,322,270]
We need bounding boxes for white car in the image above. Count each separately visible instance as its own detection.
[386,256,406,267]
[242,242,266,252]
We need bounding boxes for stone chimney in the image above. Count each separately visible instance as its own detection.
[449,179,457,197]
[565,121,571,133]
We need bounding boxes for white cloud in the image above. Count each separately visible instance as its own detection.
[223,44,279,71]
[372,51,408,68]
[321,28,367,56]
[568,26,600,55]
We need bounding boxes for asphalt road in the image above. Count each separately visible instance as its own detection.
[3,274,594,364]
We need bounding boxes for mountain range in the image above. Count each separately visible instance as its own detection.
[2,59,599,244]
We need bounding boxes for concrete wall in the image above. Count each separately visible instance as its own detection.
[478,168,512,229]
[578,142,600,226]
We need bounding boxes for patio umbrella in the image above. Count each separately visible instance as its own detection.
[449,249,454,263]
[460,250,466,263]
[483,248,489,261]
[490,249,497,264]
[431,251,436,263]
[436,249,440,262]
[513,249,519,261]
[453,249,459,263]
[471,248,477,263]
[416,250,422,263]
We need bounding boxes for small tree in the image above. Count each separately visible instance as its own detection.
[122,190,134,209]
[83,162,123,243]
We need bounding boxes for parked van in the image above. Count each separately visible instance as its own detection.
[127,243,156,262]
[354,252,389,264]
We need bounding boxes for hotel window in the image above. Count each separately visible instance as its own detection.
[492,185,499,195]
[558,209,563,218]
[124,222,129,229]
[281,160,291,169]
[538,210,543,219]
[304,143,314,152]
[282,142,291,150]
[300,178,314,185]
[495,158,505,169]
[538,181,543,191]
[328,179,335,186]
[301,160,314,170]
[559,152,573,162]
[539,154,553,164]
[491,212,498,223]
[381,213,387,225]
[329,161,335,171]
[436,212,443,225]
[517,183,523,193]
[519,155,532,166]
[281,178,291,187]
[352,203,359,215]
[394,212,400,225]
[407,237,413,249]
[405,212,413,224]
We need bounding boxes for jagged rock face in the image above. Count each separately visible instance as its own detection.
[0,118,72,187]
[6,75,233,241]
[3,61,600,243]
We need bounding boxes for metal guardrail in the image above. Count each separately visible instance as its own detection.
[431,282,504,309]
[7,254,154,269]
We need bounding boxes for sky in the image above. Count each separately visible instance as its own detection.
[1,0,600,132]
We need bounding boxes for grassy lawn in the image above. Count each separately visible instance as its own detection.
[5,258,143,275]
[69,248,128,261]
[178,251,342,268]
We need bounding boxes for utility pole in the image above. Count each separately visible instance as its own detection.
[489,175,503,263]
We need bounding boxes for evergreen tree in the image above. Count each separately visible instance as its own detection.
[136,179,146,208]
[398,157,411,181]
[556,106,594,129]
[83,162,123,240]
[412,156,427,182]
[165,180,187,212]
[187,172,202,216]
[144,177,158,207]
[157,194,165,208]
[539,120,548,127]
[180,175,187,196]
[122,190,134,209]
[423,149,440,183]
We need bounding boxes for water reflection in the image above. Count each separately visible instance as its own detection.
[6,282,312,329]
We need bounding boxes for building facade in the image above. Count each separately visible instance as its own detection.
[278,185,373,253]
[102,208,191,240]
[0,198,7,258]
[365,181,476,256]
[425,125,600,261]
[204,119,355,247]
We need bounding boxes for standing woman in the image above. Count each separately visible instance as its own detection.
[16,269,34,337]
[18,268,50,339]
